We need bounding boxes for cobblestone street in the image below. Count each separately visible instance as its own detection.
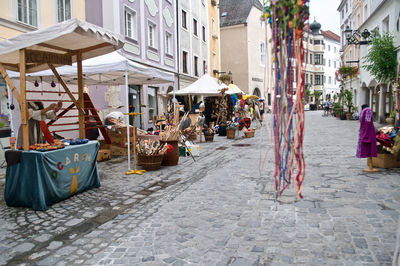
[0,111,399,265]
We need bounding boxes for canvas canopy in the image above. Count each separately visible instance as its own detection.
[8,51,175,85]
[0,18,124,73]
[0,18,125,150]
[171,74,222,96]
[225,83,245,95]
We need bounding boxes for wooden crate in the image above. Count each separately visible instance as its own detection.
[372,153,400,168]
[110,145,129,157]
[97,149,111,162]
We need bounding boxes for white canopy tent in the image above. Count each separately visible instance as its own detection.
[170,74,222,96]
[225,83,246,95]
[0,18,124,150]
[8,51,175,85]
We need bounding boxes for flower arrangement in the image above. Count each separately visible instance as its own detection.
[337,66,359,78]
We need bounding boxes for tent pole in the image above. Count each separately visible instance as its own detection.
[125,71,131,171]
[77,51,84,139]
[19,49,29,150]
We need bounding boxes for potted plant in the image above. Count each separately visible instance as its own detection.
[202,125,215,142]
[333,102,342,118]
[344,89,354,120]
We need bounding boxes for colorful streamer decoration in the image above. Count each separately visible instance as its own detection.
[265,0,309,199]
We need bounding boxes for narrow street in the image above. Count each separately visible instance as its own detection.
[0,111,399,265]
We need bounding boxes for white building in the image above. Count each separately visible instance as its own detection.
[178,0,209,93]
[338,0,400,122]
[321,30,341,101]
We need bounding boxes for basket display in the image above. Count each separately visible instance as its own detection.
[226,128,235,139]
[244,131,255,138]
[161,140,179,166]
[137,154,164,171]
[188,133,197,140]
[204,134,214,142]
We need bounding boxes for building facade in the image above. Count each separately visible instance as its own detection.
[208,0,221,79]
[219,0,268,100]
[177,0,209,91]
[321,30,341,101]
[85,0,177,129]
[338,0,400,122]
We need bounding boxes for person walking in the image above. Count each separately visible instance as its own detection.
[324,100,331,116]
[356,104,379,172]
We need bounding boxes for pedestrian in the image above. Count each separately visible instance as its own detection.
[16,101,62,147]
[324,99,331,116]
[356,104,379,172]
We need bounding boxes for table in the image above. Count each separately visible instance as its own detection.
[4,141,100,211]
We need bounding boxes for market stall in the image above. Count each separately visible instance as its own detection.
[0,19,124,209]
[5,141,99,210]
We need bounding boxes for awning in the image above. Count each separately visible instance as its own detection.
[0,18,124,73]
[225,83,245,95]
[170,74,222,96]
[8,51,175,85]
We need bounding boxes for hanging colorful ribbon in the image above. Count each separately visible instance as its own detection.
[264,0,309,199]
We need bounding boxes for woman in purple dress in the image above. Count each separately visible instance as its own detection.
[356,104,379,172]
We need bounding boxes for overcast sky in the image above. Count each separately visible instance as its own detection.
[309,0,341,34]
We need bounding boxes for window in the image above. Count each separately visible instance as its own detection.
[194,56,199,76]
[57,0,71,22]
[310,53,313,64]
[341,10,344,19]
[334,46,336,53]
[314,54,321,65]
[334,79,337,85]
[182,51,188,74]
[305,73,308,84]
[212,52,216,70]
[148,87,158,122]
[125,9,137,39]
[328,60,331,67]
[345,3,348,13]
[148,22,156,48]
[334,61,336,68]
[202,26,206,42]
[315,75,321,85]
[310,74,313,85]
[323,75,326,84]
[18,0,37,27]
[182,10,187,29]
[193,18,198,36]
[203,60,207,75]
[328,45,330,51]
[364,4,368,20]
[165,32,172,55]
[382,17,389,33]
[314,40,321,45]
[329,76,332,84]
[260,41,266,66]
[309,38,312,44]
[211,18,216,36]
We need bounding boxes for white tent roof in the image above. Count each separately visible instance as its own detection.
[0,18,124,73]
[8,51,175,85]
[171,74,222,96]
[226,83,245,95]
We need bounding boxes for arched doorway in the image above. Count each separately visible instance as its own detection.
[368,80,378,120]
[253,87,261,97]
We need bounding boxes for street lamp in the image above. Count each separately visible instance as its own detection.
[344,25,372,46]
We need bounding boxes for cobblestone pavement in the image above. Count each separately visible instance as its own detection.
[0,111,399,265]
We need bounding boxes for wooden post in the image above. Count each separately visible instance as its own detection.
[173,104,183,126]
[19,49,29,150]
[188,95,192,111]
[77,51,84,139]
[0,64,22,106]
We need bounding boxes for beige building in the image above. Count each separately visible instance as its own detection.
[208,0,221,79]
[0,0,85,41]
[219,0,270,101]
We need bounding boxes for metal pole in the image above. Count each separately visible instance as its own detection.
[125,70,131,171]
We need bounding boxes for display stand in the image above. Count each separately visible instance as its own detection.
[364,157,379,173]
[124,112,146,175]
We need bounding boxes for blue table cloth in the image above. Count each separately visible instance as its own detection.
[4,141,100,211]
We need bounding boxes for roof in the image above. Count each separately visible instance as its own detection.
[321,30,340,42]
[219,0,264,27]
[0,18,124,73]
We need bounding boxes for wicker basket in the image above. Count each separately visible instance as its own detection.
[204,134,214,142]
[188,133,197,140]
[244,131,255,138]
[161,140,179,166]
[137,154,164,171]
[226,128,235,139]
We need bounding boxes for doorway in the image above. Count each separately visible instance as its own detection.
[129,85,141,128]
